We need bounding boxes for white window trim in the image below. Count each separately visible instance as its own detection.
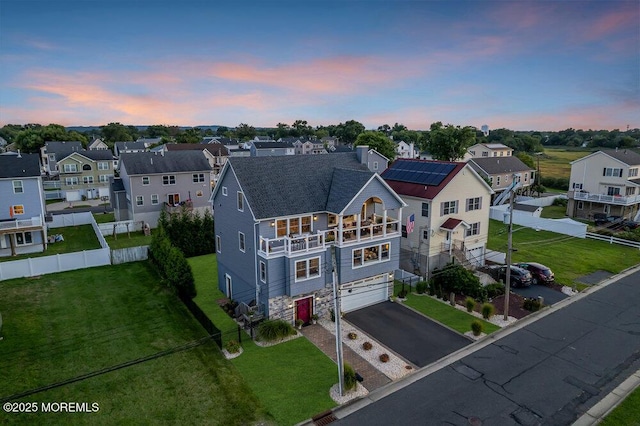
[294,256,321,282]
[15,231,33,246]
[83,176,94,184]
[239,232,245,252]
[216,235,221,253]
[151,194,159,205]
[162,175,176,185]
[237,191,244,212]
[13,180,24,194]
[142,176,150,185]
[260,261,266,282]
[352,243,390,268]
[222,186,228,196]
[98,162,109,170]
[136,195,144,206]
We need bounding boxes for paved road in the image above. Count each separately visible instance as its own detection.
[335,268,640,425]
[345,302,471,367]
[512,284,569,306]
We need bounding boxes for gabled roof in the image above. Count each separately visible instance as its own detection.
[60,150,114,162]
[381,159,474,199]
[514,203,540,212]
[0,153,41,178]
[222,153,377,219]
[165,142,229,156]
[45,141,83,156]
[252,141,293,149]
[482,143,510,149]
[115,141,147,152]
[119,151,212,175]
[468,156,533,175]
[440,218,469,231]
[600,149,640,166]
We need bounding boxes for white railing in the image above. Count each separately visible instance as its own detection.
[260,230,333,256]
[0,217,43,231]
[573,191,640,206]
[585,232,640,249]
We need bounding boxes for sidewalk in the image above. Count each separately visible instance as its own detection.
[300,324,391,392]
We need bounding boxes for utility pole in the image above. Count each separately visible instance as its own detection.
[504,179,515,321]
[331,245,345,396]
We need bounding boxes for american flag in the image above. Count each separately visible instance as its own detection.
[406,214,415,234]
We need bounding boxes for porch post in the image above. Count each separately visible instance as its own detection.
[382,210,388,236]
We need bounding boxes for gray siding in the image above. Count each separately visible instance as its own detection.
[0,177,45,221]
[343,177,403,216]
[336,238,399,284]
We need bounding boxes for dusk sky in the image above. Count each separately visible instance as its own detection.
[1,0,638,131]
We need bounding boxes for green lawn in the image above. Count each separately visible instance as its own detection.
[600,386,640,426]
[540,205,568,219]
[0,224,101,262]
[104,232,152,249]
[93,212,115,223]
[188,254,337,425]
[537,147,593,180]
[487,219,640,287]
[0,262,269,425]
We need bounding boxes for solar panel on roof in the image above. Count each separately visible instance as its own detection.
[384,161,456,186]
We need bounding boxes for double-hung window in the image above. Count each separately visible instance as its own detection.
[162,175,176,185]
[12,180,23,194]
[465,222,480,237]
[466,197,482,211]
[441,200,458,216]
[295,257,320,281]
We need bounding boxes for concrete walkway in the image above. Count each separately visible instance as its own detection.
[300,324,391,392]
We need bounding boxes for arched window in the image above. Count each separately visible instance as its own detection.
[82,164,92,171]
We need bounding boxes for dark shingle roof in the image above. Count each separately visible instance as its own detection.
[119,151,212,175]
[0,153,41,178]
[252,141,293,149]
[115,141,147,152]
[165,143,229,156]
[228,153,371,219]
[45,141,83,156]
[602,149,640,165]
[468,156,533,175]
[61,150,114,161]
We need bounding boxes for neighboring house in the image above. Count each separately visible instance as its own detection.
[164,143,229,186]
[211,146,406,324]
[395,140,418,159]
[290,137,326,155]
[136,137,163,148]
[40,141,83,176]
[467,143,513,158]
[88,138,109,150]
[58,150,115,201]
[566,149,640,221]
[0,136,7,153]
[468,156,535,202]
[114,151,213,227]
[114,141,147,157]
[250,141,295,157]
[381,159,494,275]
[0,154,47,257]
[330,145,389,173]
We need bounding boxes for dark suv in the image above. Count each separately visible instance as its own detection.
[515,262,554,285]
[497,265,532,288]
[594,213,622,226]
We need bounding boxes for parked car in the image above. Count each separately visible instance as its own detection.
[621,220,640,230]
[515,262,555,285]
[495,265,532,288]
[594,213,622,226]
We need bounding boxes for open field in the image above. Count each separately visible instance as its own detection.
[487,219,640,287]
[537,147,593,180]
[0,262,269,425]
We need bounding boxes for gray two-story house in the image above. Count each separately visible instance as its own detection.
[113,151,213,227]
[211,146,406,325]
[0,153,47,257]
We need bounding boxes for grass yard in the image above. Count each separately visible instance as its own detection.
[104,232,152,249]
[487,219,640,287]
[188,254,338,425]
[538,147,593,180]
[0,224,101,263]
[92,212,115,223]
[0,262,269,425]
[540,204,568,219]
[600,386,640,426]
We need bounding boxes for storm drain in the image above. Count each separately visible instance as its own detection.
[312,410,337,425]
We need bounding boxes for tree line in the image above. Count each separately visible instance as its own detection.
[1,121,638,158]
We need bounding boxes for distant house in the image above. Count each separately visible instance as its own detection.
[0,154,47,257]
[211,146,405,322]
[467,143,512,158]
[567,149,640,221]
[57,150,115,201]
[381,159,494,275]
[114,141,147,157]
[113,151,213,227]
[88,138,109,151]
[163,143,229,185]
[395,140,418,159]
[40,141,83,176]
[467,156,535,202]
[250,141,295,157]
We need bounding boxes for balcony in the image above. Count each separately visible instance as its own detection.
[0,217,44,233]
[572,191,640,206]
[258,217,401,257]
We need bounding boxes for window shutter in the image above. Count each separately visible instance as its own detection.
[440,202,445,216]
[454,201,458,214]
[465,199,470,212]
[477,222,481,234]
[478,197,482,209]
[603,168,606,176]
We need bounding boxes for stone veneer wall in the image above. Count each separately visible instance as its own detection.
[268,286,334,324]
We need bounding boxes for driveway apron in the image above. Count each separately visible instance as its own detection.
[344,301,471,368]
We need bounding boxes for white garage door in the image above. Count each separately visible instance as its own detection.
[340,274,389,313]
[98,187,110,197]
[65,191,81,202]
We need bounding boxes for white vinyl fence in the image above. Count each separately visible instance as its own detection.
[111,246,149,264]
[585,232,640,249]
[0,212,110,280]
[490,205,587,238]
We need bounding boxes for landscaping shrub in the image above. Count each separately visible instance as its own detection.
[343,363,357,391]
[523,298,542,312]
[552,197,568,207]
[379,353,390,363]
[432,262,484,300]
[485,283,505,299]
[257,319,295,341]
[415,280,428,294]
[149,227,197,299]
[481,302,495,319]
[348,332,357,340]
[157,208,215,257]
[465,297,476,313]
[397,289,408,299]
[471,320,483,336]
[225,339,241,354]
[362,341,373,351]
[428,279,436,296]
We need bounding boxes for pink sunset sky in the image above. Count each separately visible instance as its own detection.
[0,0,638,131]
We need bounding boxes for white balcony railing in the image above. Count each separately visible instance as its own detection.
[0,216,43,231]
[572,191,640,206]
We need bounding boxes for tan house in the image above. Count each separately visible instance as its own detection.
[467,143,513,158]
[381,159,494,276]
[58,150,114,201]
[468,156,535,202]
[567,149,640,221]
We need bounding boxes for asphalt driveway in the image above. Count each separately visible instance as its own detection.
[344,301,471,368]
[511,283,569,305]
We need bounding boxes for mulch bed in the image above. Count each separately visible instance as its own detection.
[453,292,534,320]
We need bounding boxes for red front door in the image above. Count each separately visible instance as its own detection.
[295,297,312,324]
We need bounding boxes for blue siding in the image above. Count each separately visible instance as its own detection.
[337,238,399,284]
[0,178,45,221]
